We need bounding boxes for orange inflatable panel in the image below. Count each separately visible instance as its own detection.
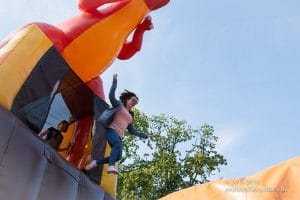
[161,157,300,200]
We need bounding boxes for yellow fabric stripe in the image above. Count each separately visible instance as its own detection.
[58,123,75,158]
[0,25,52,110]
[100,144,117,198]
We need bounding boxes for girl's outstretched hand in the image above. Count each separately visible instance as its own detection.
[113,73,118,80]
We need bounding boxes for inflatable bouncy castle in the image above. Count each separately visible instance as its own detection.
[160,156,300,200]
[0,0,170,199]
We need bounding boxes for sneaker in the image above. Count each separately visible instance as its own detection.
[107,165,118,174]
[84,160,97,170]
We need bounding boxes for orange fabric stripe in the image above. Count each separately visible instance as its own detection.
[62,0,150,82]
[0,51,9,65]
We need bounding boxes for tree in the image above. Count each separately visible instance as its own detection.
[117,109,227,200]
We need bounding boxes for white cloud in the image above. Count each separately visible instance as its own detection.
[215,126,247,153]
[0,0,77,39]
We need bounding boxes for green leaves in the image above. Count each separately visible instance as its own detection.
[117,110,227,200]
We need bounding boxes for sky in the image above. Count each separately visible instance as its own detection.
[1,0,300,181]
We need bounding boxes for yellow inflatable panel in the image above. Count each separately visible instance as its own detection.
[58,123,75,158]
[0,25,52,109]
[160,157,300,200]
[100,144,118,198]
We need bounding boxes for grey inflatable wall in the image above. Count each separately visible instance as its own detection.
[0,106,113,200]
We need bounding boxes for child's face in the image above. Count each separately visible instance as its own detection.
[127,96,138,108]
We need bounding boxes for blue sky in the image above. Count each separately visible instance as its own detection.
[1,0,299,180]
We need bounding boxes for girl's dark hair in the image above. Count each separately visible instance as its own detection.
[119,89,139,105]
